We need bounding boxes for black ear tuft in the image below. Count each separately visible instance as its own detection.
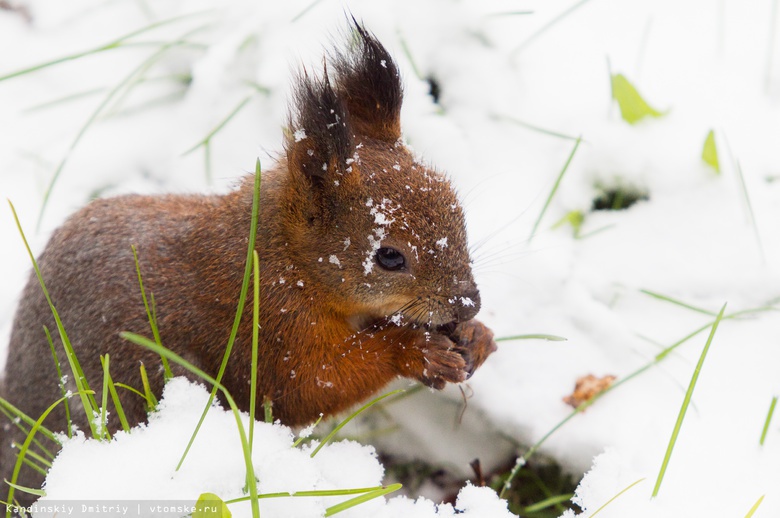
[287,67,354,180]
[332,20,403,142]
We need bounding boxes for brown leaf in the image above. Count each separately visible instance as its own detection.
[563,374,616,408]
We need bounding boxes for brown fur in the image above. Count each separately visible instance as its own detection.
[0,23,496,501]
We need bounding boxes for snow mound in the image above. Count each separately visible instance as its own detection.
[34,378,513,518]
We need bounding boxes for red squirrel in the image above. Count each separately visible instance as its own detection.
[0,23,496,497]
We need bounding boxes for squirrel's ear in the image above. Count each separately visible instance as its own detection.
[333,21,403,142]
[286,69,354,180]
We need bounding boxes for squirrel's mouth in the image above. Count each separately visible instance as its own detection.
[433,320,458,336]
[349,293,477,332]
[347,310,457,334]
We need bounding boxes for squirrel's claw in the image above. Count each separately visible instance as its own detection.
[414,319,497,388]
[417,337,468,389]
[445,319,498,379]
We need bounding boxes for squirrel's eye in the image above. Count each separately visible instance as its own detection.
[375,247,406,271]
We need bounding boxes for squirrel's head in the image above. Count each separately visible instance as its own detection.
[281,21,479,331]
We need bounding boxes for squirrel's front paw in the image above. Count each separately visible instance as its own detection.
[416,334,468,389]
[445,319,497,379]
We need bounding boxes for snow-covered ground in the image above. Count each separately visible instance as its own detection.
[1,0,779,516]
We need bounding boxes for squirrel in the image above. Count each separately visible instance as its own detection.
[0,22,497,500]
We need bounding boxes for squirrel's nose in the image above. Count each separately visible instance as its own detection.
[453,287,481,323]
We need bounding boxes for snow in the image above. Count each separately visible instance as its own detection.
[35,379,513,518]
[1,0,780,517]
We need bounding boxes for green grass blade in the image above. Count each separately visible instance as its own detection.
[139,363,158,413]
[0,44,111,82]
[23,87,107,113]
[99,355,111,440]
[203,142,213,184]
[518,466,570,514]
[589,478,645,517]
[263,397,273,424]
[487,11,534,16]
[3,481,46,497]
[182,94,254,183]
[120,332,260,518]
[398,32,423,80]
[226,485,400,504]
[4,391,93,512]
[529,136,582,242]
[11,448,49,477]
[101,355,130,433]
[36,23,211,231]
[8,200,100,437]
[552,209,585,238]
[291,0,326,22]
[310,389,404,458]
[181,91,267,183]
[132,245,172,380]
[759,396,777,446]
[735,161,766,266]
[182,94,254,156]
[521,493,574,514]
[610,73,666,124]
[702,129,720,173]
[0,11,211,82]
[766,0,779,91]
[100,47,203,117]
[496,334,567,342]
[652,303,727,498]
[292,414,323,448]
[511,0,594,56]
[249,251,260,450]
[177,159,261,471]
[577,224,617,240]
[653,314,731,362]
[0,400,59,449]
[298,486,400,498]
[24,65,192,117]
[44,325,72,438]
[490,113,581,142]
[194,493,232,518]
[115,383,149,401]
[14,447,51,470]
[744,495,765,518]
[640,289,719,316]
[500,304,770,498]
[324,483,402,517]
